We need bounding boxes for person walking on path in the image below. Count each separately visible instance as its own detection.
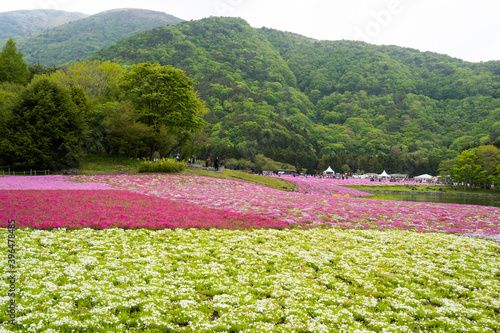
[206,156,210,168]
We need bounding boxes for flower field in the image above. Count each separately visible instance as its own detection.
[1,228,499,332]
[1,174,500,332]
[0,190,290,230]
[76,174,500,234]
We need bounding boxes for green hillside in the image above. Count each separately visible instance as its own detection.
[262,30,500,163]
[90,17,500,174]
[0,9,88,43]
[92,17,319,170]
[17,8,184,66]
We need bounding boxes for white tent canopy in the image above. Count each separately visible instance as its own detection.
[416,174,434,179]
[324,166,334,174]
[378,170,390,178]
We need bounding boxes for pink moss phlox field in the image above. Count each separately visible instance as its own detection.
[0,190,291,230]
[0,175,115,190]
[275,175,372,196]
[79,174,500,235]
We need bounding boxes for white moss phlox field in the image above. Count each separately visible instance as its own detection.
[1,228,499,332]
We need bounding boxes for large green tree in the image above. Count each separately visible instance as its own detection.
[120,62,207,158]
[0,77,85,169]
[452,148,484,190]
[0,38,29,84]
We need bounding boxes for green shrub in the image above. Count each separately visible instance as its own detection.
[224,158,255,171]
[138,158,185,173]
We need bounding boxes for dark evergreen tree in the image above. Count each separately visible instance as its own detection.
[0,77,85,170]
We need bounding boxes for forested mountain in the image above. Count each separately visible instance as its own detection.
[16,9,184,66]
[0,9,88,43]
[90,17,500,174]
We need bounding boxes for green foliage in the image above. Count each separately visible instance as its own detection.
[92,18,317,170]
[0,82,23,112]
[121,62,207,130]
[0,38,29,84]
[491,121,500,143]
[16,9,184,66]
[224,158,254,171]
[449,145,500,190]
[48,60,125,103]
[478,145,500,188]
[452,148,485,190]
[138,158,185,173]
[103,102,152,158]
[3,15,499,175]
[0,77,85,170]
[253,154,296,173]
[492,164,500,185]
[119,62,207,159]
[43,60,126,157]
[27,62,57,83]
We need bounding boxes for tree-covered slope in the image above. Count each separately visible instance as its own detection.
[92,17,319,170]
[0,9,88,43]
[262,29,500,101]
[17,8,184,66]
[91,17,500,174]
[262,29,500,159]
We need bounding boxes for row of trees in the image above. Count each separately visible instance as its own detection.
[0,38,207,170]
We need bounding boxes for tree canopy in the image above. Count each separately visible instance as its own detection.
[0,38,29,84]
[121,62,207,131]
[0,77,85,169]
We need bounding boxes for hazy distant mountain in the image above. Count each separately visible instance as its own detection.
[16,8,184,66]
[0,9,88,42]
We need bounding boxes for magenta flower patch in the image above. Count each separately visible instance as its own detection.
[0,190,292,230]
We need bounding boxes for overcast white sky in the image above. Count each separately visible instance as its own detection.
[1,0,499,62]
